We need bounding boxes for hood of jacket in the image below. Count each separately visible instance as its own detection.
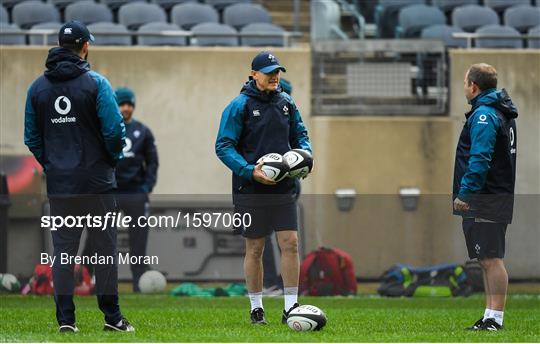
[240,79,283,103]
[44,47,90,81]
[470,88,518,119]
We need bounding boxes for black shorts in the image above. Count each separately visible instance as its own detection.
[234,202,298,239]
[462,218,507,260]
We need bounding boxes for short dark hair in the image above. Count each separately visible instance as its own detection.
[467,63,497,91]
[60,41,85,54]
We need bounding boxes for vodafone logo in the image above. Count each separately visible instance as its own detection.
[54,96,71,115]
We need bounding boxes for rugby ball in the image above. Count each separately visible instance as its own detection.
[287,305,327,331]
[138,270,166,294]
[284,149,313,178]
[257,153,290,182]
[0,273,20,293]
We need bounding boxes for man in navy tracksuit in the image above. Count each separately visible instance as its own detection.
[453,63,517,331]
[114,87,159,292]
[24,21,134,333]
[215,52,312,325]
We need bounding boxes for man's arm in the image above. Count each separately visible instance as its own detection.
[142,127,159,193]
[23,83,44,165]
[215,96,254,181]
[458,109,500,202]
[287,99,312,154]
[89,71,126,162]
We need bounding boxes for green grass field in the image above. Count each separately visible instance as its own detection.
[1,293,539,342]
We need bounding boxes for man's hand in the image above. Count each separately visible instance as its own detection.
[252,161,276,185]
[454,197,470,211]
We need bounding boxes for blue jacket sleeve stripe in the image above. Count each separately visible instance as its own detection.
[458,109,500,201]
[23,83,43,164]
[215,96,254,181]
[89,71,126,161]
[289,106,312,154]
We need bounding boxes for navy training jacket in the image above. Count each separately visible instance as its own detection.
[215,79,311,206]
[24,47,126,195]
[453,88,518,223]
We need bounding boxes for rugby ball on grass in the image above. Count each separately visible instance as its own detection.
[138,270,166,293]
[287,305,327,331]
[284,149,313,178]
[257,153,290,182]
[0,273,20,293]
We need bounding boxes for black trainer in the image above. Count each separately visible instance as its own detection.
[250,307,267,325]
[282,303,300,324]
[481,318,503,331]
[59,324,79,333]
[466,317,484,330]
[103,318,135,332]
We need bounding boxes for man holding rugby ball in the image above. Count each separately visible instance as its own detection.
[215,51,312,325]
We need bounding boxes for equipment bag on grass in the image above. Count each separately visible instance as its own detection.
[300,247,357,296]
[377,263,472,297]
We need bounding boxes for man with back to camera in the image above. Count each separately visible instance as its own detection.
[215,52,312,325]
[114,87,159,292]
[453,63,517,331]
[24,21,134,332]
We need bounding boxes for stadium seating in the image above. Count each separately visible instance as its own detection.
[29,21,62,45]
[504,5,540,34]
[223,3,271,30]
[375,0,425,38]
[1,0,27,10]
[170,3,218,30]
[65,1,113,25]
[100,0,145,11]
[48,0,88,10]
[204,0,252,11]
[421,24,466,48]
[311,0,347,41]
[396,5,446,38]
[452,5,499,32]
[137,22,187,46]
[529,25,540,48]
[0,6,8,23]
[12,1,60,29]
[191,22,237,46]
[150,0,197,11]
[431,0,478,15]
[0,23,25,44]
[475,24,522,48]
[118,2,167,30]
[240,22,285,47]
[484,0,531,13]
[87,21,131,45]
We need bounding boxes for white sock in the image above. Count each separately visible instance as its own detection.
[248,292,263,311]
[483,308,493,321]
[491,310,504,326]
[283,287,298,312]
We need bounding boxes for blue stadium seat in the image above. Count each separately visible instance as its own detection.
[29,21,62,45]
[375,0,425,38]
[171,3,218,30]
[484,0,531,13]
[191,22,238,46]
[431,0,478,14]
[240,22,285,47]
[311,0,346,41]
[118,2,167,30]
[475,24,522,48]
[100,0,145,11]
[529,25,540,48]
[421,24,466,48]
[1,0,27,10]
[0,6,8,23]
[0,23,25,44]
[137,22,187,46]
[223,3,271,30]
[87,21,131,45]
[504,5,540,34]
[12,1,60,29]
[65,1,113,25]
[48,0,88,10]
[397,5,446,38]
[204,0,252,11]
[150,0,197,11]
[452,5,499,32]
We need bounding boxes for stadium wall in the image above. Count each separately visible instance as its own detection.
[1,47,538,279]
